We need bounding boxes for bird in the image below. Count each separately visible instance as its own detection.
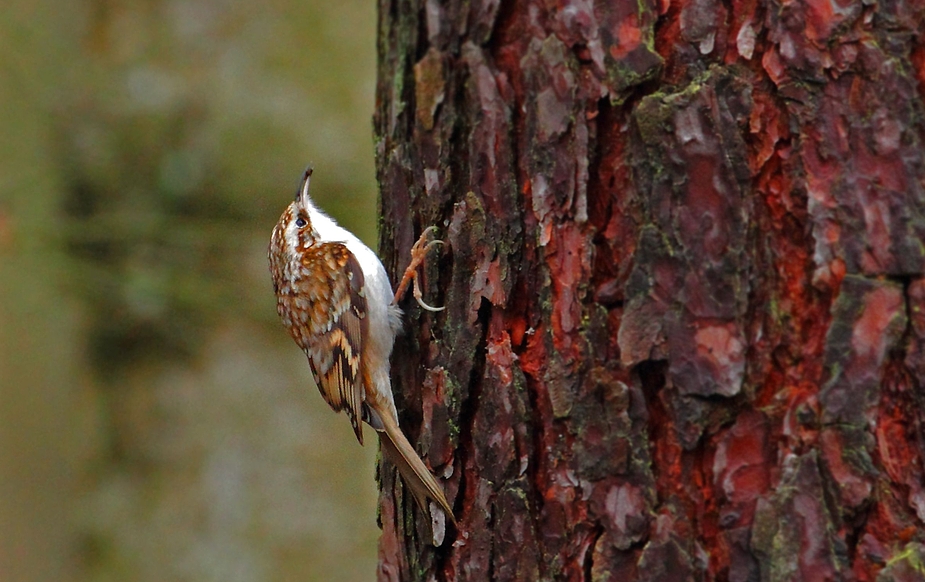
[268,167,455,530]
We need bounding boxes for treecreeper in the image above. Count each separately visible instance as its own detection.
[267,167,455,544]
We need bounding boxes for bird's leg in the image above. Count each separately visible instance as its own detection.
[394,226,444,311]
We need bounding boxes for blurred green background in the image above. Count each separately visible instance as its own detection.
[0,1,382,581]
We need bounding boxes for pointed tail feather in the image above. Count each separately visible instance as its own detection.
[377,411,456,525]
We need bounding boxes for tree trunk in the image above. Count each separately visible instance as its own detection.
[374,0,925,580]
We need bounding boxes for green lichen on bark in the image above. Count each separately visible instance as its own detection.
[751,452,847,582]
[820,275,907,427]
[878,543,925,581]
[600,0,664,103]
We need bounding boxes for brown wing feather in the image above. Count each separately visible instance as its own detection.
[294,243,369,444]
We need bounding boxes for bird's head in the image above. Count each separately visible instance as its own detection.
[270,167,317,263]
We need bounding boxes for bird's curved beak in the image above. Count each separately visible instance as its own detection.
[295,166,313,209]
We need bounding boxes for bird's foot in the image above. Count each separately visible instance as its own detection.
[394,226,444,311]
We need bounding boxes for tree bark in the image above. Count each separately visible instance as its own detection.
[374,0,925,580]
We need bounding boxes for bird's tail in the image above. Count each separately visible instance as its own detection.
[377,410,456,525]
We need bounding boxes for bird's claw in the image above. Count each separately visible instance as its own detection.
[413,275,445,311]
[409,227,442,262]
[411,226,439,250]
[394,226,445,310]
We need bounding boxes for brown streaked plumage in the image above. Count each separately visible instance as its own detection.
[277,241,368,442]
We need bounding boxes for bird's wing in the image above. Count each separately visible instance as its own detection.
[295,242,369,444]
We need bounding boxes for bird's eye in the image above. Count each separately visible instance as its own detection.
[295,217,307,228]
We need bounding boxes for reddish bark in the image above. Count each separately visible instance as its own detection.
[374,0,925,579]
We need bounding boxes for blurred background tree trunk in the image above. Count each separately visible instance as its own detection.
[375,0,925,580]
